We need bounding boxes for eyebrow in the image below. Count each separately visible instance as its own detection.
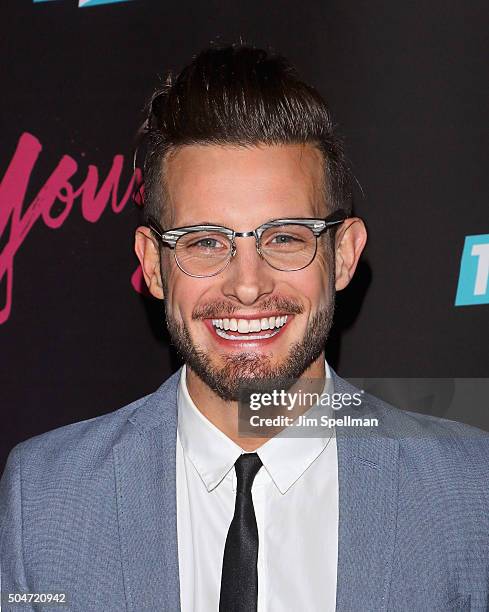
[169,216,322,230]
[175,221,225,227]
[175,217,315,227]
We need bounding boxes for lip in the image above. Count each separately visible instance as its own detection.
[203,315,293,348]
[206,311,294,320]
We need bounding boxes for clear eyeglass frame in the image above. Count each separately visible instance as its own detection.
[147,209,348,278]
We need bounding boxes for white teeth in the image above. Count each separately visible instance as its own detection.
[211,315,288,336]
[250,320,261,332]
[214,327,281,340]
[237,319,249,333]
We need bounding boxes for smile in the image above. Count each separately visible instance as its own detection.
[210,315,288,341]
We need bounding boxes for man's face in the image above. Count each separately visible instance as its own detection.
[154,144,338,400]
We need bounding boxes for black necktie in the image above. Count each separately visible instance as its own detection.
[219,452,263,612]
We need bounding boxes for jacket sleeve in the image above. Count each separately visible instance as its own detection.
[0,444,35,610]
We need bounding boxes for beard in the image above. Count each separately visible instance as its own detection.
[164,294,335,402]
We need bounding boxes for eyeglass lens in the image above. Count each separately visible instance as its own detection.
[174,224,317,276]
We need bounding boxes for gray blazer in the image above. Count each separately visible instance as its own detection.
[1,368,488,611]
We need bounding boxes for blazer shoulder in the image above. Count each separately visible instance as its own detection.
[368,389,489,439]
[368,392,489,478]
[5,368,181,480]
[17,393,148,453]
[333,371,489,470]
[370,390,489,443]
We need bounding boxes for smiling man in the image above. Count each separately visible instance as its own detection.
[136,141,364,449]
[1,44,489,612]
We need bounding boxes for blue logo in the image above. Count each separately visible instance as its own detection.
[33,0,132,6]
[455,234,489,306]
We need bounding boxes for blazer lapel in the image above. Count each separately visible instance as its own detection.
[113,369,182,612]
[333,373,400,612]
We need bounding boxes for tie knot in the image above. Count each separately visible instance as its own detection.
[235,452,263,494]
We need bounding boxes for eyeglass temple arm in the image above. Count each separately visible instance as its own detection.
[314,209,349,236]
[148,217,178,248]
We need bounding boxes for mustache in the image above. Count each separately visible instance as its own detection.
[192,296,304,320]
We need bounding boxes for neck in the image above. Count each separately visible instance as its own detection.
[185,354,327,451]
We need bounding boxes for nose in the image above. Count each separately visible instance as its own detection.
[220,235,275,305]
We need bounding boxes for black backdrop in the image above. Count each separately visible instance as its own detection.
[1,0,488,472]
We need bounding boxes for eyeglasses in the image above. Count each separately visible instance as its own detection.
[147,209,348,278]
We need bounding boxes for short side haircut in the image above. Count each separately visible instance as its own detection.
[139,44,354,226]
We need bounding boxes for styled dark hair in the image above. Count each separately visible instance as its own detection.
[138,44,353,225]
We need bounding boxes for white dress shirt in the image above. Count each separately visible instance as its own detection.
[176,362,338,611]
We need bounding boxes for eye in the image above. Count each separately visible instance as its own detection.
[269,233,303,245]
[181,231,230,252]
[193,237,220,249]
[261,224,313,253]
[265,232,307,248]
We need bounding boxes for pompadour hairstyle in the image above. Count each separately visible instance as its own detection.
[138,43,354,226]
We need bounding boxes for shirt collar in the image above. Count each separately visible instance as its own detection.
[177,361,334,495]
[177,365,242,492]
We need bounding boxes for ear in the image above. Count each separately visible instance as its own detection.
[134,226,165,300]
[334,217,367,291]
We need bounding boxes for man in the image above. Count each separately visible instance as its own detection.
[1,44,488,612]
